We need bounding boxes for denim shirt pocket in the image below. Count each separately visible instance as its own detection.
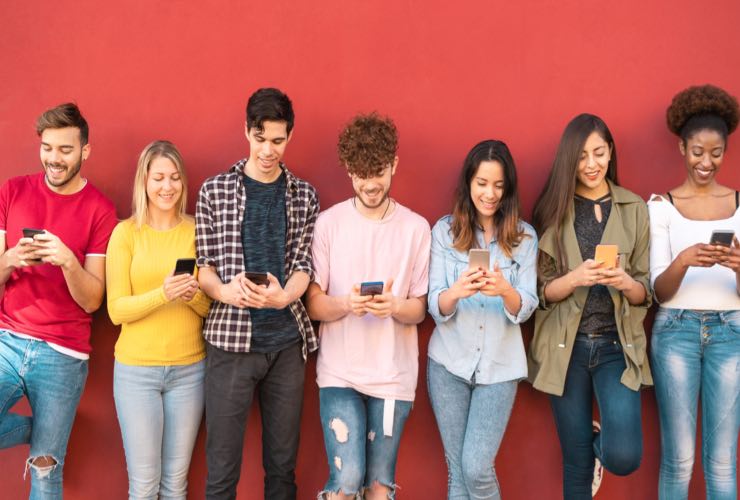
[445,248,469,283]
[497,256,520,285]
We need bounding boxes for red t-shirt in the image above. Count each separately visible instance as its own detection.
[0,173,118,353]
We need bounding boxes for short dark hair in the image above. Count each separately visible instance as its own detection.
[245,88,295,134]
[338,112,398,178]
[36,103,89,145]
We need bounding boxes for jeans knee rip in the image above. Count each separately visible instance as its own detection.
[24,455,59,480]
[366,480,399,499]
[367,430,376,441]
[316,488,362,499]
[329,418,349,443]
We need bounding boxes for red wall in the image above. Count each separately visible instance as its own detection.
[2,1,739,498]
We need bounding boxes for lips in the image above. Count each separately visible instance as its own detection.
[695,167,714,179]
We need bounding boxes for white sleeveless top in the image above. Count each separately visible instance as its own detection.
[647,193,740,310]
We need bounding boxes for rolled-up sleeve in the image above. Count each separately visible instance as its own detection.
[504,229,539,324]
[195,182,218,269]
[428,218,456,323]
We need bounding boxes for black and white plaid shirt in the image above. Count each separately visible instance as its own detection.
[195,159,319,358]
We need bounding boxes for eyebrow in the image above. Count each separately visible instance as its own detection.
[41,142,75,149]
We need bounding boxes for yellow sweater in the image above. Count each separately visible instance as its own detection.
[106,218,210,366]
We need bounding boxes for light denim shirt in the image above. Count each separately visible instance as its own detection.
[428,215,538,384]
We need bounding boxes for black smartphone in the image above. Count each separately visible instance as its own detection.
[244,271,270,287]
[709,230,735,247]
[174,258,196,275]
[22,228,45,239]
[360,281,384,296]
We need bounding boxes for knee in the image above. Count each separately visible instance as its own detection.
[329,455,364,494]
[25,455,61,480]
[461,455,493,489]
[603,448,642,476]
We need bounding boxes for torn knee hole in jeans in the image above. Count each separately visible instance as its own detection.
[333,455,342,470]
[329,418,349,443]
[24,455,59,480]
[367,430,376,441]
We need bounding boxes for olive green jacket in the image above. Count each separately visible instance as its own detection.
[527,182,653,396]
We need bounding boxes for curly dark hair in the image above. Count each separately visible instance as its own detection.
[666,84,739,143]
[338,113,398,178]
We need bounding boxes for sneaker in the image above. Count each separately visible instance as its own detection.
[592,420,603,496]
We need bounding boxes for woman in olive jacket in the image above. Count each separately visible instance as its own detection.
[527,113,652,499]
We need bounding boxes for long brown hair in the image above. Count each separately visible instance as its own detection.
[532,113,618,274]
[450,140,525,257]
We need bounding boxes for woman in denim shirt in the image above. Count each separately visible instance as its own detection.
[427,140,538,499]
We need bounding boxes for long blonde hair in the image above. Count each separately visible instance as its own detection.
[131,140,188,228]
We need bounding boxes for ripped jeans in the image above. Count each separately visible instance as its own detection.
[318,387,412,499]
[0,329,88,500]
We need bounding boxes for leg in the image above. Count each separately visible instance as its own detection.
[460,380,517,500]
[701,312,740,500]
[651,309,702,500]
[363,395,412,500]
[159,360,205,500]
[0,331,32,449]
[426,357,473,500]
[24,340,88,500]
[591,339,642,475]
[258,343,305,500]
[319,387,366,499]
[205,343,265,500]
[549,338,595,500]
[113,362,165,500]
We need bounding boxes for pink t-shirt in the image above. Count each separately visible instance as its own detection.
[0,173,118,353]
[312,199,431,401]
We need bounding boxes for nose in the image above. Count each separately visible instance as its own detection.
[48,149,61,163]
[261,142,273,156]
[586,154,597,168]
[701,154,712,167]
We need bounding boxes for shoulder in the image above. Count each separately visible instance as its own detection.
[315,200,350,229]
[610,184,645,205]
[201,162,244,191]
[518,220,537,238]
[83,181,116,210]
[109,218,136,243]
[285,169,318,200]
[395,203,431,231]
[431,214,453,238]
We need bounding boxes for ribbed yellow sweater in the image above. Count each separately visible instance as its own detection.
[106,218,210,366]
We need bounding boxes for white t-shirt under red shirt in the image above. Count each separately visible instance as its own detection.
[0,173,117,354]
[311,199,431,402]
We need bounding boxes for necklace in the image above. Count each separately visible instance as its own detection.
[352,196,393,220]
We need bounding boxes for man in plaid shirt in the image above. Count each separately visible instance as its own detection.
[195,88,319,500]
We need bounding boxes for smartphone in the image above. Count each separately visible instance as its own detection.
[244,271,270,287]
[360,281,384,296]
[22,228,45,239]
[468,248,490,270]
[174,258,196,275]
[594,244,618,268]
[709,229,735,247]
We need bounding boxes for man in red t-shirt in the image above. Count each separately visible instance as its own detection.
[0,103,117,499]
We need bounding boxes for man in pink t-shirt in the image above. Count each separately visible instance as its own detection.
[0,103,117,499]
[306,113,431,500]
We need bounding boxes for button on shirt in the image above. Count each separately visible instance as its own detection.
[195,160,319,358]
[427,215,538,384]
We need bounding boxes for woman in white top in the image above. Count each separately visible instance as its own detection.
[648,84,740,500]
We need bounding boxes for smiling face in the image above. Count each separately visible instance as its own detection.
[350,159,397,215]
[680,129,725,186]
[575,131,611,198]
[244,120,291,182]
[146,156,183,217]
[470,160,504,226]
[40,127,89,194]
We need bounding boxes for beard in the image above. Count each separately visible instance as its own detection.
[44,155,83,188]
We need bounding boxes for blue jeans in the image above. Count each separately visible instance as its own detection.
[549,335,642,500]
[318,387,412,499]
[114,360,205,500]
[427,357,517,500]
[651,308,740,500]
[0,329,88,500]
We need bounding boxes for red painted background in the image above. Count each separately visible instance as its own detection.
[2,1,739,498]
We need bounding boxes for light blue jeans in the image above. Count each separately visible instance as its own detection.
[318,387,412,499]
[427,358,517,500]
[651,308,740,500]
[0,329,88,500]
[114,359,205,500]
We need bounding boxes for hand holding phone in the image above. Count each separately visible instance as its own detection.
[174,258,196,276]
[244,271,270,287]
[20,228,45,263]
[468,248,490,270]
[363,279,397,319]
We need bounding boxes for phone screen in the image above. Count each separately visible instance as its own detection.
[244,271,270,287]
[360,281,384,296]
[174,258,196,275]
[709,230,734,247]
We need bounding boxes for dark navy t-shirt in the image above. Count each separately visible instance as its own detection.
[241,172,299,352]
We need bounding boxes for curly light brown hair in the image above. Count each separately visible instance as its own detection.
[338,113,398,178]
[666,84,739,143]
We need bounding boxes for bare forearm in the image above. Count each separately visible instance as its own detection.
[622,279,647,305]
[307,292,350,322]
[653,259,688,303]
[438,289,460,317]
[0,252,16,286]
[63,260,105,313]
[198,267,226,302]
[393,296,427,325]
[543,273,576,304]
[283,271,310,305]
[501,289,522,316]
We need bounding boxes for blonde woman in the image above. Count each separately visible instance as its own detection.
[106,140,210,499]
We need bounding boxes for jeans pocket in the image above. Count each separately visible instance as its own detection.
[652,309,676,334]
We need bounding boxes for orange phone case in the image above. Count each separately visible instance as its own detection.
[594,244,618,268]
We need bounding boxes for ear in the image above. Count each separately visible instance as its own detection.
[390,156,399,176]
[81,143,91,161]
[678,140,686,156]
[244,122,250,139]
[285,128,294,144]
